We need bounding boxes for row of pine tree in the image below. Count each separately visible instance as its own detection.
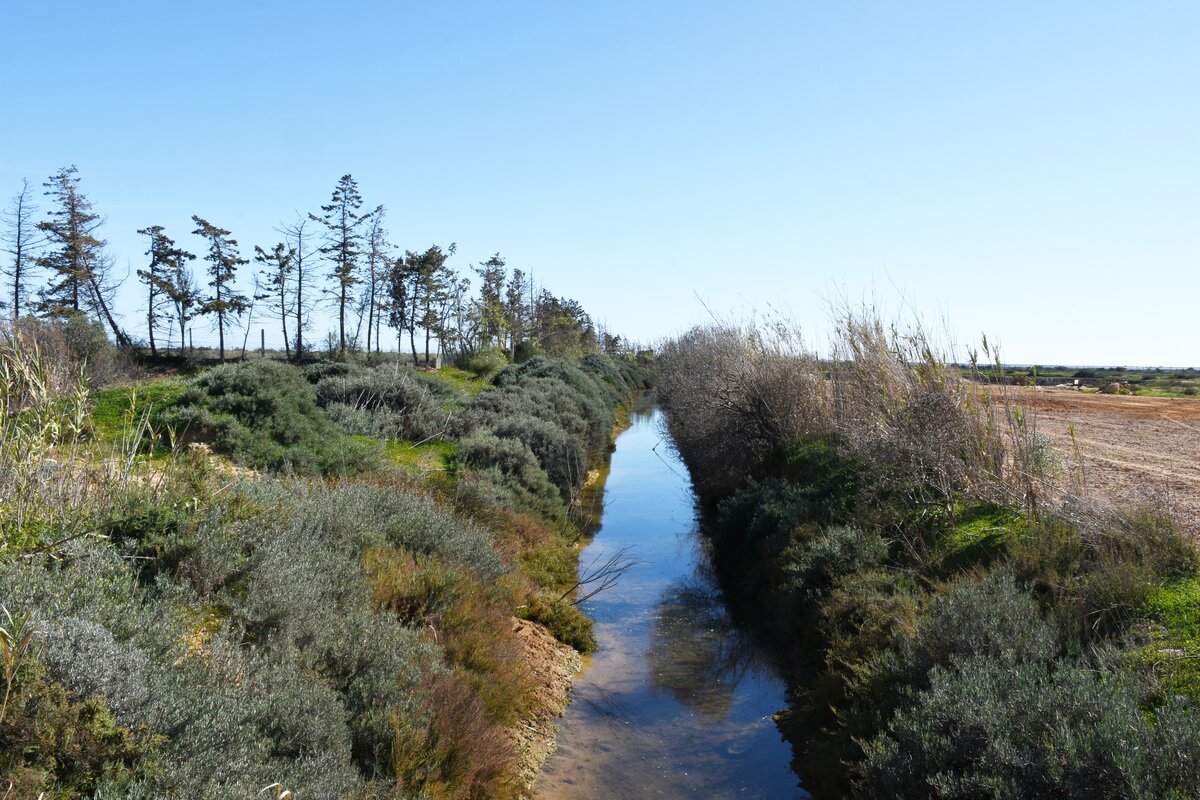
[0,168,621,362]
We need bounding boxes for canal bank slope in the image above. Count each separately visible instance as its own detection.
[655,321,1200,799]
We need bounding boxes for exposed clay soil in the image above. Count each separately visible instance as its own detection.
[508,617,583,797]
[1009,388,1200,535]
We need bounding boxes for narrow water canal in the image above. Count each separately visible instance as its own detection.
[536,398,807,799]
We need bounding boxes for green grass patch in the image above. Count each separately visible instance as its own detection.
[89,379,188,445]
[374,437,456,472]
[426,366,494,397]
[933,503,1022,573]
[1133,577,1200,702]
[1145,577,1200,633]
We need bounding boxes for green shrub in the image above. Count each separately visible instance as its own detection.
[460,347,508,380]
[713,479,814,576]
[462,376,609,458]
[161,361,375,476]
[489,414,584,500]
[315,364,458,441]
[908,568,1058,673]
[859,654,1200,799]
[0,657,150,798]
[0,472,527,798]
[301,360,363,384]
[455,432,567,520]
[1011,509,1199,645]
[781,525,888,602]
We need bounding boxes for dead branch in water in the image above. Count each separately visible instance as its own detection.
[560,544,642,605]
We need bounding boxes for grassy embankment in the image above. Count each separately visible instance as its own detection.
[656,313,1200,800]
[0,322,651,800]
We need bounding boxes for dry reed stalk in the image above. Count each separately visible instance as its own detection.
[0,325,173,559]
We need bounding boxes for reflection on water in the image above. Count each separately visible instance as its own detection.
[647,576,766,720]
[535,403,806,799]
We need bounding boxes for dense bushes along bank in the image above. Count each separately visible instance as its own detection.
[656,314,1200,799]
[0,322,650,799]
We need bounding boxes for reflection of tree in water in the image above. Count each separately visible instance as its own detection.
[631,391,658,421]
[646,575,769,720]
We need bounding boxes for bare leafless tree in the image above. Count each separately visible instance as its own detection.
[0,179,42,320]
[362,205,390,355]
[277,213,318,359]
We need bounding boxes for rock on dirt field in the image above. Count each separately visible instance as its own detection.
[1010,388,1200,536]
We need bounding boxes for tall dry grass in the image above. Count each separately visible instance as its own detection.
[656,305,1059,509]
[0,324,163,558]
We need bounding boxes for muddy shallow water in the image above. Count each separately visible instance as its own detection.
[536,399,808,799]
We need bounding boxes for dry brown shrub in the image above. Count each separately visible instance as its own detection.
[364,545,533,726]
[392,670,518,799]
[657,305,1062,509]
[657,321,827,496]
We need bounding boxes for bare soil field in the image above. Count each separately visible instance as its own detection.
[1010,387,1200,535]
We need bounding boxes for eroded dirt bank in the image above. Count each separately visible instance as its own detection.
[510,617,584,795]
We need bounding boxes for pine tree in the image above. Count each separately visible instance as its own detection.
[254,242,295,361]
[311,175,370,352]
[162,245,200,357]
[191,216,249,361]
[0,179,42,319]
[473,253,507,350]
[136,225,194,357]
[504,268,531,361]
[35,166,130,345]
[388,245,452,365]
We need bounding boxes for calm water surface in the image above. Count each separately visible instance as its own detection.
[536,399,807,799]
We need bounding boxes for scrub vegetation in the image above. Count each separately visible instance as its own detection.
[0,316,650,799]
[657,309,1200,800]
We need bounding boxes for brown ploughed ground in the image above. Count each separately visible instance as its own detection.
[1010,387,1200,535]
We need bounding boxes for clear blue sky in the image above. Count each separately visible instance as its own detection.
[2,1,1196,365]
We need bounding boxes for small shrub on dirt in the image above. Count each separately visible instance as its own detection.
[520,593,597,654]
